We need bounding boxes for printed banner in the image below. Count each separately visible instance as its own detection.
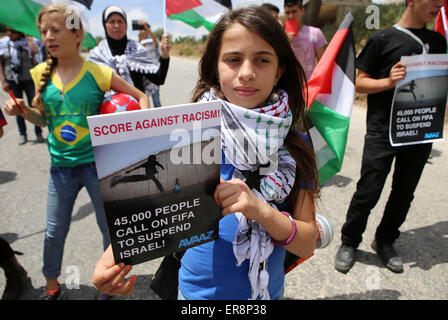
[389,54,448,146]
[87,101,222,265]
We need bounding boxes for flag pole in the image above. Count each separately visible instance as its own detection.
[442,7,448,37]
[442,6,448,52]
[163,0,167,34]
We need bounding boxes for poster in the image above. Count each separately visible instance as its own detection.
[87,100,222,265]
[389,54,448,146]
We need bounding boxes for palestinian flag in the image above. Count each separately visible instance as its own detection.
[434,0,448,52]
[305,12,355,185]
[166,0,202,16]
[0,0,96,48]
[167,0,232,31]
[72,0,92,10]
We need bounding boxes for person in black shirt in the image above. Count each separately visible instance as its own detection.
[335,0,446,274]
[87,6,170,103]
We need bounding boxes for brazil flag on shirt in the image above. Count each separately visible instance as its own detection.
[30,60,113,167]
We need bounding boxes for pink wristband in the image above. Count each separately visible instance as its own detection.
[271,211,297,246]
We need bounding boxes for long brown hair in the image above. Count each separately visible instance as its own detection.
[32,3,83,113]
[193,6,320,205]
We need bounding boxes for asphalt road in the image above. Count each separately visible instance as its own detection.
[0,56,447,300]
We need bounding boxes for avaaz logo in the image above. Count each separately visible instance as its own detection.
[178,230,214,248]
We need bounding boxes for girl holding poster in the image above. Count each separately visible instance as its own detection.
[3,2,149,300]
[93,6,320,300]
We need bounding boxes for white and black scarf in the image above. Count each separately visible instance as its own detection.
[200,89,296,300]
[87,39,159,95]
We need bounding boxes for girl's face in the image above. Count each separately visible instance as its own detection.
[39,13,82,58]
[217,23,283,109]
[105,14,127,40]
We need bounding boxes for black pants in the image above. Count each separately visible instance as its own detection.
[7,80,42,137]
[0,237,14,264]
[341,131,432,248]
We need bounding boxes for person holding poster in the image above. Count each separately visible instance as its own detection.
[3,2,149,300]
[283,0,327,80]
[93,6,320,300]
[335,0,446,274]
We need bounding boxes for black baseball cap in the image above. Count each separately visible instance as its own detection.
[284,0,303,6]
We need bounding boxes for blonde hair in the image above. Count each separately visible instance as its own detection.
[32,2,83,112]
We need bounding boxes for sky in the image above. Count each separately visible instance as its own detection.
[83,0,287,40]
[94,126,219,178]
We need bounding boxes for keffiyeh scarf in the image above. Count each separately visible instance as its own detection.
[87,39,159,94]
[200,89,296,300]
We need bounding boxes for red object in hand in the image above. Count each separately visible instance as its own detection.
[285,19,299,37]
[99,93,141,114]
[0,107,7,127]
[8,90,27,115]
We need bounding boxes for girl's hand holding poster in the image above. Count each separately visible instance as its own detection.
[87,101,222,265]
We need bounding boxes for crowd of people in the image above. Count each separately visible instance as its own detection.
[0,0,446,301]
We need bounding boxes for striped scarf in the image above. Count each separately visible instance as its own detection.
[87,39,159,96]
[200,89,296,300]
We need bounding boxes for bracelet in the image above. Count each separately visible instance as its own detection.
[271,211,297,246]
